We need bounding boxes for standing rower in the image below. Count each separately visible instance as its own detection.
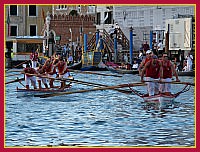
[159,53,180,95]
[138,50,152,75]
[36,64,48,90]
[43,58,56,88]
[23,64,37,89]
[56,57,70,89]
[141,55,163,96]
[30,48,39,69]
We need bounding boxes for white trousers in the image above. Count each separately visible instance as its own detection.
[25,75,36,87]
[31,61,37,68]
[145,77,159,96]
[159,78,172,93]
[59,72,70,79]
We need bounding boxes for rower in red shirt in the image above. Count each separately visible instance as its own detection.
[30,49,39,68]
[141,55,163,96]
[44,58,57,88]
[36,64,48,90]
[138,50,152,75]
[55,57,70,89]
[159,53,180,95]
[23,63,37,89]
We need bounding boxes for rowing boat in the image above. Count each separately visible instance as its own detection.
[106,66,139,74]
[105,61,139,74]
[142,93,175,103]
[142,93,175,108]
[129,82,192,109]
[177,70,195,76]
[16,85,72,93]
[67,60,82,70]
[144,94,175,109]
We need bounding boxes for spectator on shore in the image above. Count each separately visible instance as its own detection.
[186,52,193,71]
[143,41,150,54]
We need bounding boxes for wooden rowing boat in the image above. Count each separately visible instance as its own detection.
[141,94,176,109]
[16,85,72,93]
[142,94,175,103]
[106,66,139,74]
[177,70,195,76]
[67,60,82,70]
[128,82,193,108]
[105,61,139,74]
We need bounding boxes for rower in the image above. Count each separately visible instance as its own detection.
[43,58,56,88]
[159,53,180,95]
[36,64,48,90]
[141,55,163,96]
[30,48,39,69]
[138,50,152,75]
[55,57,71,89]
[23,63,37,89]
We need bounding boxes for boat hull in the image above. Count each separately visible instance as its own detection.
[177,71,194,76]
[67,61,82,70]
[106,66,139,74]
[143,94,175,108]
[16,85,71,93]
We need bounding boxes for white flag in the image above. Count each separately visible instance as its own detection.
[103,12,108,23]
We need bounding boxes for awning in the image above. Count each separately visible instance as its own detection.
[15,36,46,43]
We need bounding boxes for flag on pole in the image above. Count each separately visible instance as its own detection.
[103,12,109,23]
[7,8,10,36]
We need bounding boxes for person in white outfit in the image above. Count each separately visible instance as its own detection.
[186,52,193,71]
[132,60,139,70]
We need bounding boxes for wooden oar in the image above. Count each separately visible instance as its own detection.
[34,83,146,98]
[144,80,195,86]
[5,77,24,85]
[18,80,26,88]
[5,73,23,77]
[5,60,29,72]
[68,79,133,94]
[69,69,122,77]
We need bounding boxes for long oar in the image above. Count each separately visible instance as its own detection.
[5,73,23,77]
[5,60,29,72]
[5,77,24,85]
[69,69,122,77]
[68,79,133,94]
[34,83,145,98]
[18,80,26,88]
[144,80,195,86]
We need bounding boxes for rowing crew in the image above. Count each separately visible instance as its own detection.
[23,56,71,90]
[139,51,180,96]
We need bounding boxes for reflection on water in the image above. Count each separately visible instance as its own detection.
[5,70,195,147]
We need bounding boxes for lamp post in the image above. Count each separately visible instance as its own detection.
[69,28,73,59]
[45,11,51,56]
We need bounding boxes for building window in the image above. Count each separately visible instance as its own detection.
[30,25,36,36]
[10,5,17,15]
[87,5,95,14]
[96,12,100,25]
[58,5,67,10]
[29,5,36,16]
[10,25,17,36]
